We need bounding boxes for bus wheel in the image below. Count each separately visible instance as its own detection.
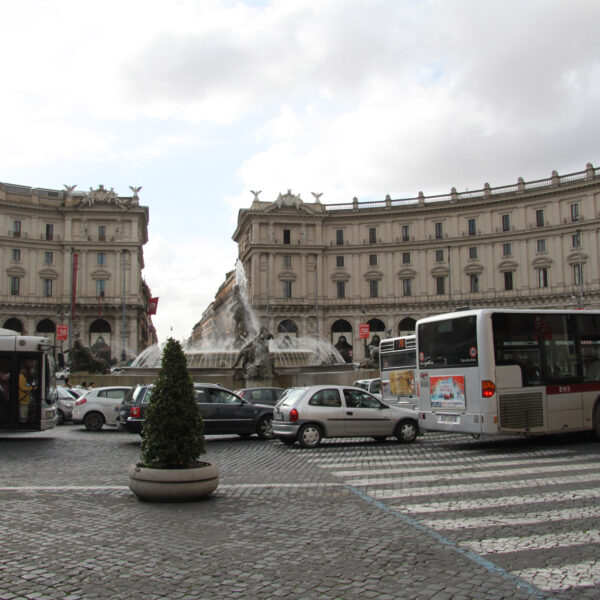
[594,403,600,439]
[83,412,105,432]
[395,420,417,443]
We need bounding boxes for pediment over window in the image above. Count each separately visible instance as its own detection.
[464,263,483,275]
[331,271,350,282]
[6,266,25,277]
[430,265,449,276]
[91,269,112,280]
[39,268,59,279]
[566,251,588,266]
[363,269,383,281]
[498,259,518,273]
[532,256,553,269]
[396,268,416,279]
[278,271,297,282]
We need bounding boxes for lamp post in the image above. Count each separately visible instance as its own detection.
[577,229,584,309]
[314,253,319,338]
[447,245,453,312]
[121,249,128,361]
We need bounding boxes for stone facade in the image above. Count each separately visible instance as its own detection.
[0,182,156,364]
[210,163,600,364]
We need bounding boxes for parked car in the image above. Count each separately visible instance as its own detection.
[72,386,132,431]
[118,383,274,439]
[352,378,382,401]
[55,367,70,381]
[235,387,285,406]
[55,386,78,425]
[272,384,420,448]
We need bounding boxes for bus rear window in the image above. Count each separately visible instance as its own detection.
[418,316,477,368]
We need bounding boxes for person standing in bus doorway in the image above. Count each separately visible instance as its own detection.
[0,359,10,424]
[18,359,36,423]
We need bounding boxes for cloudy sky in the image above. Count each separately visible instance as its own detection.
[1,0,599,343]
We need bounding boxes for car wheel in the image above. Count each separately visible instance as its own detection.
[256,415,273,440]
[395,419,417,443]
[57,410,65,426]
[83,411,105,432]
[298,424,322,448]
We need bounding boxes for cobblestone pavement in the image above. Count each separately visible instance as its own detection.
[1,425,599,599]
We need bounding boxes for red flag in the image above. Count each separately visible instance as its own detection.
[148,297,159,315]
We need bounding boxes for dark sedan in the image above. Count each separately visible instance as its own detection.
[118,383,273,439]
[235,387,285,406]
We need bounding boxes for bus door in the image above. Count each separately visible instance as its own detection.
[0,353,42,430]
[417,315,483,434]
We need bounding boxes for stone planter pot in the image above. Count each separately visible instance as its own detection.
[128,462,219,502]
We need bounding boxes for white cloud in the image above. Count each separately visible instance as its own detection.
[142,232,237,343]
[2,0,600,344]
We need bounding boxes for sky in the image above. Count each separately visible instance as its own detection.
[1,0,599,344]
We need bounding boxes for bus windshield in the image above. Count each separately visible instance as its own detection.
[418,315,478,369]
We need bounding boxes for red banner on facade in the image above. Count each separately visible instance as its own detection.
[359,324,370,339]
[71,253,79,318]
[148,297,159,315]
[56,324,68,341]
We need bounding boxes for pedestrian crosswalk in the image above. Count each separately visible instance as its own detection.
[305,434,600,596]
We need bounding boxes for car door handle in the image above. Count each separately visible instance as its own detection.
[346,411,353,415]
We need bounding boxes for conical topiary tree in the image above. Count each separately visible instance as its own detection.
[140,338,204,468]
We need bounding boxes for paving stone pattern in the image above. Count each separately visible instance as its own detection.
[0,425,599,599]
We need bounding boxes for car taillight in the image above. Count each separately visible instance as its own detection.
[130,406,141,418]
[75,398,86,405]
[289,408,298,422]
[482,380,496,398]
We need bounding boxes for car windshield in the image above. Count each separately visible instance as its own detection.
[353,381,369,391]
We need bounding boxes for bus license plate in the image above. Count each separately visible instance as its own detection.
[438,414,458,424]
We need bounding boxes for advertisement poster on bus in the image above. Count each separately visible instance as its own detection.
[430,375,466,409]
[389,369,415,396]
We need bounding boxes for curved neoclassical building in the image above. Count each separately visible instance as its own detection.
[211,162,600,364]
[0,182,156,363]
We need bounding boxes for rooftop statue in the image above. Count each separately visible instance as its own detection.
[275,189,303,209]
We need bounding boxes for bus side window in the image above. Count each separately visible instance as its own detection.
[585,360,600,381]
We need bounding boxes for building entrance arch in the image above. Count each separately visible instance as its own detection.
[89,319,112,363]
[331,319,353,363]
[3,318,24,333]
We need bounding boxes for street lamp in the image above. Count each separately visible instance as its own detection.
[577,230,584,309]
[121,249,129,361]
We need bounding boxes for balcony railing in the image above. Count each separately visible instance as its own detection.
[323,165,600,212]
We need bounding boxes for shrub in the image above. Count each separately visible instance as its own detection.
[140,338,204,468]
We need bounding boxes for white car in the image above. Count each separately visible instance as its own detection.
[72,386,131,431]
[273,384,420,447]
[352,378,382,401]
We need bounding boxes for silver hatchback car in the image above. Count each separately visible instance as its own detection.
[272,384,420,448]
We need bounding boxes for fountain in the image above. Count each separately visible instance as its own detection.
[130,260,347,382]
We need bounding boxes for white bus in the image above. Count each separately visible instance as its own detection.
[0,328,58,431]
[379,335,418,407]
[416,309,600,438]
